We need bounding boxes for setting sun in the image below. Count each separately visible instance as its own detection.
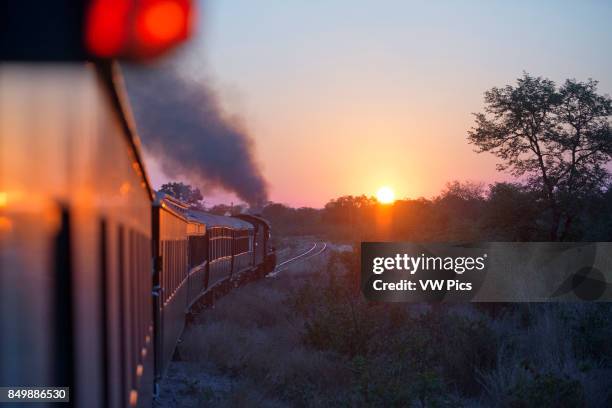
[376,186,395,204]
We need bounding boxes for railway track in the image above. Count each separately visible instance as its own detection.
[268,241,328,277]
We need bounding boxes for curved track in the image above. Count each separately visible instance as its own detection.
[268,242,327,277]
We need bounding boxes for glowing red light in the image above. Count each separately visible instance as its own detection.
[135,0,191,57]
[85,0,193,59]
[85,0,132,57]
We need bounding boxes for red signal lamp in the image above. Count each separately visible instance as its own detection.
[85,0,194,59]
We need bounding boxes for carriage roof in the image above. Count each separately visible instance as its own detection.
[155,192,253,230]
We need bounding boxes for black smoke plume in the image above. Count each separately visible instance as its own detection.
[124,67,268,206]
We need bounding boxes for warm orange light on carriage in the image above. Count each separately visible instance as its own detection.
[85,0,193,59]
[0,216,13,233]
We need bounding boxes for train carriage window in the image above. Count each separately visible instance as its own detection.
[174,240,178,291]
[170,240,174,294]
[129,230,136,388]
[173,240,176,292]
[170,240,174,293]
[189,237,193,269]
[117,225,128,402]
[167,240,171,295]
[98,218,110,406]
[164,240,168,299]
[213,233,216,261]
[164,240,172,301]
[131,230,138,383]
[161,241,165,302]
[182,239,186,276]
[172,240,175,293]
[175,240,178,291]
[164,241,168,302]
[136,233,142,360]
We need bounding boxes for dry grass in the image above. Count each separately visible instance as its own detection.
[168,250,353,407]
[158,248,612,407]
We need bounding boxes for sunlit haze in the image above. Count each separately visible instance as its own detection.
[143,0,612,208]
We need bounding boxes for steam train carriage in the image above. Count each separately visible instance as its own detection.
[1,63,157,408]
[152,194,273,382]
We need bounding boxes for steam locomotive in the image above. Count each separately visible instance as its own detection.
[0,2,275,406]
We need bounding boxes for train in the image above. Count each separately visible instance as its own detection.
[0,2,275,406]
[0,61,276,407]
[152,193,275,393]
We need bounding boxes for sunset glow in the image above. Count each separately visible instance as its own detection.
[376,186,395,204]
[137,1,612,208]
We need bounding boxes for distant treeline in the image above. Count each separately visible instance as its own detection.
[261,181,612,242]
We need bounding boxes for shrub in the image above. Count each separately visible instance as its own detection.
[507,373,584,408]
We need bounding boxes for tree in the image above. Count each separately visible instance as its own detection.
[438,181,486,202]
[158,181,205,209]
[468,73,612,240]
[481,182,545,241]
